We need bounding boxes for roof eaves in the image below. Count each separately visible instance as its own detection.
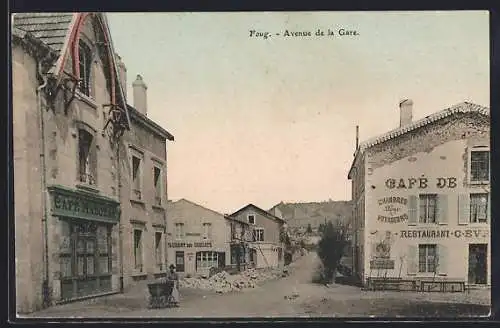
[128,105,175,141]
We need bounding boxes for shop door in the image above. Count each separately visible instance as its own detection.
[175,251,185,272]
[468,244,487,285]
[218,252,226,268]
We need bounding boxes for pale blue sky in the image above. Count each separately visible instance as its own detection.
[107,11,489,213]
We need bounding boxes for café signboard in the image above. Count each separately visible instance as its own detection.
[167,241,213,248]
[48,185,120,223]
[400,229,489,239]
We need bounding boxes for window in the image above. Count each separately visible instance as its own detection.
[130,152,143,200]
[470,193,489,223]
[196,251,218,270]
[78,129,96,185]
[78,40,92,97]
[175,223,185,239]
[253,228,264,242]
[248,214,256,225]
[153,166,162,206]
[133,229,143,272]
[155,232,163,271]
[470,150,490,182]
[202,223,212,239]
[418,244,437,273]
[419,194,437,223]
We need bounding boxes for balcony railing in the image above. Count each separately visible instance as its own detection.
[79,172,96,185]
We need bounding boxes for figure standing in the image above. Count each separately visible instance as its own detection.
[167,264,180,307]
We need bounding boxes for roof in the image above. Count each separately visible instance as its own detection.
[348,101,490,178]
[228,204,286,223]
[168,198,225,218]
[269,200,353,227]
[128,105,175,141]
[13,13,74,53]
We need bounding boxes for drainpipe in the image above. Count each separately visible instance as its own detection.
[117,141,124,292]
[36,56,51,308]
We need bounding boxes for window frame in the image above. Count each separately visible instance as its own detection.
[419,194,438,224]
[469,147,490,185]
[77,39,93,98]
[253,227,265,242]
[129,147,144,201]
[202,222,212,240]
[247,213,256,225]
[418,244,437,273]
[154,231,164,271]
[175,222,185,240]
[152,163,163,207]
[133,228,144,272]
[470,192,489,224]
[75,122,98,187]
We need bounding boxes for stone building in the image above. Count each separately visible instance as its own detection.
[166,199,230,277]
[228,204,285,269]
[12,13,173,314]
[348,100,490,288]
[225,214,253,271]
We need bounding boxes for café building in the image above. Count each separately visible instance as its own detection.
[166,199,230,277]
[348,100,490,288]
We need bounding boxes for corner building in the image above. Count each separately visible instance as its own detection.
[348,100,490,288]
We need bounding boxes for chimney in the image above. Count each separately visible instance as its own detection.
[399,99,413,127]
[115,54,127,100]
[132,74,148,116]
[355,125,359,150]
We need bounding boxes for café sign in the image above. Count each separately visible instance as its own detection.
[377,197,408,223]
[48,185,120,223]
[167,241,213,248]
[400,229,489,239]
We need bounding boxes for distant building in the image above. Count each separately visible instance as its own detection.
[225,215,253,271]
[166,199,230,277]
[228,204,285,269]
[348,100,490,288]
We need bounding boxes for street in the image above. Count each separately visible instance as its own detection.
[23,252,490,319]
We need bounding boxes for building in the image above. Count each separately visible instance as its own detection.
[225,215,253,271]
[166,199,230,277]
[12,13,173,313]
[228,204,286,269]
[348,100,490,288]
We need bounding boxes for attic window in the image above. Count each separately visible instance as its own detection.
[78,40,93,97]
[247,214,255,225]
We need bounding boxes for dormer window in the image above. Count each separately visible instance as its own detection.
[78,40,92,97]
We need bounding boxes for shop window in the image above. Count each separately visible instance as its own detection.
[253,228,264,242]
[78,129,96,185]
[175,223,185,239]
[155,232,163,271]
[202,223,212,239]
[470,193,489,223]
[196,251,218,270]
[130,150,143,200]
[248,214,255,225]
[419,194,437,224]
[78,40,93,97]
[153,166,162,206]
[418,244,437,273]
[470,150,490,183]
[133,229,143,272]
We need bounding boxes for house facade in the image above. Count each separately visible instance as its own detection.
[348,100,490,288]
[166,199,230,277]
[228,204,285,269]
[12,13,173,313]
[225,216,253,271]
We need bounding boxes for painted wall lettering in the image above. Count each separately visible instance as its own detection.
[400,229,488,239]
[167,241,213,248]
[377,197,408,223]
[385,176,458,190]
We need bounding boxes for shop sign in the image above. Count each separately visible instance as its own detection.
[167,241,213,248]
[377,197,408,223]
[48,185,120,223]
[384,176,457,190]
[400,229,489,239]
[370,258,395,270]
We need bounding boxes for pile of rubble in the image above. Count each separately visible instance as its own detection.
[179,267,285,294]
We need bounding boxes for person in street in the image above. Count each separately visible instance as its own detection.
[167,264,180,307]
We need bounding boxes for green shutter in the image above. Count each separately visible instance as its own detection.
[437,194,448,225]
[458,194,470,225]
[407,245,417,274]
[437,244,447,275]
[408,195,418,226]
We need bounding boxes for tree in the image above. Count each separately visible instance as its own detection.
[318,223,325,234]
[306,223,312,233]
[316,220,349,284]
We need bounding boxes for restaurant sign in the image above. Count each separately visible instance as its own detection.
[167,241,213,248]
[48,185,120,223]
[370,258,395,270]
[377,197,408,223]
[400,229,489,239]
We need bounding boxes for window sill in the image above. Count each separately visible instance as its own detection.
[75,91,98,109]
[469,180,490,186]
[130,198,145,206]
[152,205,165,211]
[76,183,99,193]
[132,271,147,277]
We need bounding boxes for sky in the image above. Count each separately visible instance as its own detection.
[106,11,489,214]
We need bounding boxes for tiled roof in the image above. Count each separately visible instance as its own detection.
[356,101,489,156]
[12,13,74,53]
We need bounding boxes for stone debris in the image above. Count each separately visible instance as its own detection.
[179,267,286,294]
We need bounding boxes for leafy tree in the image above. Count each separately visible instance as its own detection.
[306,223,312,233]
[315,220,349,284]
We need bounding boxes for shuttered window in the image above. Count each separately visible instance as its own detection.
[418,244,437,273]
[436,194,448,225]
[458,194,470,225]
[408,195,418,226]
[470,193,488,223]
[407,245,417,274]
[437,245,447,275]
[419,194,437,224]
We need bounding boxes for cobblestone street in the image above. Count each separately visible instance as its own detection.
[22,252,490,319]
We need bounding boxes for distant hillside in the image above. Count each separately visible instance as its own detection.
[269,200,353,229]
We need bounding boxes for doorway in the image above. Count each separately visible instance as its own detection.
[218,252,226,268]
[175,251,185,272]
[468,244,487,285]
